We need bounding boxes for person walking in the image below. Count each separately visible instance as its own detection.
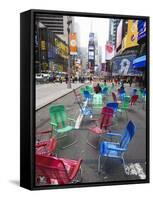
[129,77,133,87]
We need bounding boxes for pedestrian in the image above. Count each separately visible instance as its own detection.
[129,77,133,87]
[59,76,62,84]
[89,76,92,83]
[65,74,68,84]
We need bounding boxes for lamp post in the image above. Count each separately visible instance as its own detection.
[67,16,72,88]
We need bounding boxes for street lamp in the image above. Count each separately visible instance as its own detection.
[67,16,72,88]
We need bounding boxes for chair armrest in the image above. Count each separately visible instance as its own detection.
[69,159,82,180]
[68,117,75,122]
[106,132,123,137]
[50,122,58,127]
[108,146,127,152]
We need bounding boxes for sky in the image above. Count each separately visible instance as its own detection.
[74,16,109,62]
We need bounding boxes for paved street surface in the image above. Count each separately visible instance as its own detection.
[36,82,86,110]
[36,82,147,184]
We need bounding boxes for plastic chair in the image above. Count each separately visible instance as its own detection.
[130,95,138,106]
[36,154,82,185]
[92,93,103,110]
[49,105,77,149]
[86,107,114,149]
[98,120,136,173]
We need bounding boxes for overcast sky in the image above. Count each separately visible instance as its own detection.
[74,16,109,62]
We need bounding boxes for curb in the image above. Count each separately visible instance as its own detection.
[36,83,87,112]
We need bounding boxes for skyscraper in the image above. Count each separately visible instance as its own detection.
[109,19,121,48]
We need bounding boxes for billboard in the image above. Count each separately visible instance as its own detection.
[89,32,94,42]
[122,20,138,51]
[55,37,68,59]
[105,41,114,60]
[138,20,146,41]
[70,33,77,55]
[88,50,94,60]
[112,54,138,76]
[116,20,123,49]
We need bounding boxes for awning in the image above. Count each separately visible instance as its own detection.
[133,55,146,69]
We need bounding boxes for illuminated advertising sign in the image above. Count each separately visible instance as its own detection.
[105,41,114,60]
[70,33,77,55]
[88,51,94,60]
[138,20,146,41]
[55,38,68,58]
[112,54,138,76]
[122,20,138,51]
[89,32,94,42]
[41,40,46,50]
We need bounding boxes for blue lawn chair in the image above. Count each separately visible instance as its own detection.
[106,102,119,113]
[83,90,93,102]
[98,120,136,173]
[119,90,126,101]
[102,87,108,95]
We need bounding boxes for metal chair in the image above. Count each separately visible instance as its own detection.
[120,96,131,120]
[36,137,57,156]
[36,154,82,185]
[49,105,77,149]
[130,95,139,106]
[86,107,114,149]
[98,120,136,173]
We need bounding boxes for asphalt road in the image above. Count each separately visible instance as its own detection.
[36,82,147,184]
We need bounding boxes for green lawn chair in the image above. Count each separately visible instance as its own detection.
[49,104,77,149]
[119,96,131,120]
[92,93,103,110]
[86,85,94,94]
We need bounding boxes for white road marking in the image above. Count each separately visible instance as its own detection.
[75,100,88,129]
[124,163,146,179]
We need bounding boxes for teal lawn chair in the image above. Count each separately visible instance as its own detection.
[86,85,94,94]
[120,96,131,120]
[49,105,77,149]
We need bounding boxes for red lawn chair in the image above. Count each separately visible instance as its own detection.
[112,92,122,104]
[130,95,139,106]
[86,107,114,149]
[36,154,82,185]
[36,137,57,156]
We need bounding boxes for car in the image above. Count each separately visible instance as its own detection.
[35,73,50,83]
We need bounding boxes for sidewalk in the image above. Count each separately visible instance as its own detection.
[36,82,86,110]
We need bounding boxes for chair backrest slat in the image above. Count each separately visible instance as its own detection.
[36,154,70,185]
[100,107,114,129]
[120,121,136,149]
[49,105,67,128]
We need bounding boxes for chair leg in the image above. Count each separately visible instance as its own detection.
[86,132,99,149]
[125,110,128,120]
[98,155,101,174]
[57,133,78,150]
